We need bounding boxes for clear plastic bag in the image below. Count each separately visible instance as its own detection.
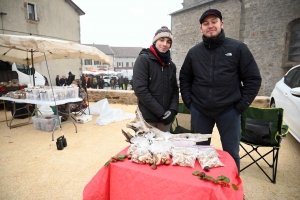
[196,147,225,169]
[171,147,198,168]
[130,146,153,164]
[198,156,225,169]
[150,141,172,165]
[197,147,219,158]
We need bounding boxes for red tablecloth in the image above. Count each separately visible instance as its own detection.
[83,147,243,200]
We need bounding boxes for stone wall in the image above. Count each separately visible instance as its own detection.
[87,89,138,105]
[87,89,270,108]
[171,0,300,96]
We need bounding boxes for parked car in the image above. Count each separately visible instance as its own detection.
[103,76,118,87]
[270,64,300,142]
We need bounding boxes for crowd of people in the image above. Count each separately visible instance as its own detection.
[55,72,75,86]
[55,73,134,90]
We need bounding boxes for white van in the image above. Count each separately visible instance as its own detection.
[120,70,133,80]
[12,63,45,86]
[103,76,118,87]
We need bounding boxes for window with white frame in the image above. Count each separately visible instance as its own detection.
[117,62,123,67]
[84,59,92,65]
[94,60,100,65]
[132,62,134,67]
[27,3,38,21]
[126,62,129,67]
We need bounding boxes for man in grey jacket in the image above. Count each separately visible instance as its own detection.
[179,9,262,172]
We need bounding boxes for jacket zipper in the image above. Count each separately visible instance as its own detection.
[208,52,214,110]
[161,66,164,107]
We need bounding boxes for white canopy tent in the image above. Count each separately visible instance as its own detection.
[0,34,110,65]
[0,34,110,85]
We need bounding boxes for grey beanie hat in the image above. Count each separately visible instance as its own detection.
[152,26,173,44]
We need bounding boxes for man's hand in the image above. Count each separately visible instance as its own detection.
[161,110,176,125]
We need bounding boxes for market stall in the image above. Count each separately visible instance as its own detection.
[83,108,244,200]
[83,147,243,200]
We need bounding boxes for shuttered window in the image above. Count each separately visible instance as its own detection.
[289,23,300,62]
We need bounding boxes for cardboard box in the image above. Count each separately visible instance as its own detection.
[75,115,92,124]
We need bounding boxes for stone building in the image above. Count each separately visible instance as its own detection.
[170,0,300,96]
[0,0,84,85]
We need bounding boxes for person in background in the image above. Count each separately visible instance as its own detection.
[43,75,49,86]
[56,75,60,86]
[179,9,262,172]
[124,76,129,90]
[66,71,75,86]
[80,74,86,90]
[130,77,133,90]
[86,75,91,88]
[110,77,116,89]
[59,75,66,86]
[133,26,179,132]
[85,74,89,87]
[91,75,98,89]
[98,76,104,89]
[119,76,124,90]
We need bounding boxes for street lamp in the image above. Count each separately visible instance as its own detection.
[0,12,7,34]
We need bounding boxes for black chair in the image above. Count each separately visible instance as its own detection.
[239,107,289,183]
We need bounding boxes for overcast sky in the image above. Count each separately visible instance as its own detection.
[72,0,183,48]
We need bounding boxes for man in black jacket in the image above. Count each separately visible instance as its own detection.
[56,75,60,86]
[133,26,179,132]
[179,9,261,172]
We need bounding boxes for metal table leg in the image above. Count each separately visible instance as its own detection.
[52,105,77,141]
[9,102,33,129]
[0,100,9,127]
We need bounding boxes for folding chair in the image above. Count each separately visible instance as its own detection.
[170,103,192,134]
[239,107,289,183]
[71,88,90,118]
[71,101,89,114]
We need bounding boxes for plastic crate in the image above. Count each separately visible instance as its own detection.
[65,87,78,99]
[32,115,61,132]
[39,89,50,101]
[47,88,67,101]
[25,88,40,100]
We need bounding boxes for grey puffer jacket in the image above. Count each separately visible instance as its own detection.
[180,30,262,118]
[133,48,179,123]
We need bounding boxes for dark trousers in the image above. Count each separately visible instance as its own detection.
[148,122,171,132]
[190,104,241,172]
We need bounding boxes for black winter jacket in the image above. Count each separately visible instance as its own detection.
[133,48,179,122]
[179,30,261,118]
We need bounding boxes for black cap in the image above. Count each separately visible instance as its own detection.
[199,9,222,24]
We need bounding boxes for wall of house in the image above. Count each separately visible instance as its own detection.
[240,0,300,95]
[0,0,82,85]
[114,57,136,68]
[171,0,300,96]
